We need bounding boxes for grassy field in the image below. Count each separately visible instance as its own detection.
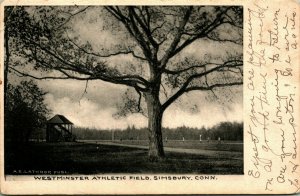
[108,140,243,152]
[5,142,243,175]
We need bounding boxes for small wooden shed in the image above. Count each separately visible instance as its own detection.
[46,114,75,142]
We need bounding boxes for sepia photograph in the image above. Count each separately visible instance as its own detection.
[3,6,244,175]
[1,0,299,194]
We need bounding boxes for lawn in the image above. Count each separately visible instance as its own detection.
[108,140,243,152]
[5,142,243,175]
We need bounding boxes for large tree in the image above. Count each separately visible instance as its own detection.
[6,6,243,160]
[4,7,32,103]
[5,80,49,143]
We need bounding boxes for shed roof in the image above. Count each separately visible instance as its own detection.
[47,114,73,125]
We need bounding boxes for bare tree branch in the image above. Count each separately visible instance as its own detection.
[66,33,147,61]
[22,35,150,91]
[9,66,92,80]
[168,7,235,59]
[134,87,143,112]
[150,21,166,34]
[79,80,89,101]
[160,6,193,67]
[206,36,242,45]
[105,6,153,61]
[160,83,168,99]
[185,81,243,92]
[105,6,129,23]
[54,6,91,30]
[164,59,242,75]
[129,7,159,49]
[161,60,242,111]
[164,62,215,75]
[203,66,217,98]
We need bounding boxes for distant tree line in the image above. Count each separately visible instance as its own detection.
[73,121,243,141]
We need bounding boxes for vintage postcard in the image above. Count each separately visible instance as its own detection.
[0,0,299,194]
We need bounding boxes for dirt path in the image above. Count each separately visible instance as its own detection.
[81,140,243,160]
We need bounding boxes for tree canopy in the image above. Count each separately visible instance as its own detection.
[5,80,49,142]
[7,6,242,110]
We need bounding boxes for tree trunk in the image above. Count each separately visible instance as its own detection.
[145,92,165,161]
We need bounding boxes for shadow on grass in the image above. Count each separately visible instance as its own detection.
[5,142,243,175]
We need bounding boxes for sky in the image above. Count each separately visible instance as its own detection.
[35,78,243,129]
[8,6,243,130]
